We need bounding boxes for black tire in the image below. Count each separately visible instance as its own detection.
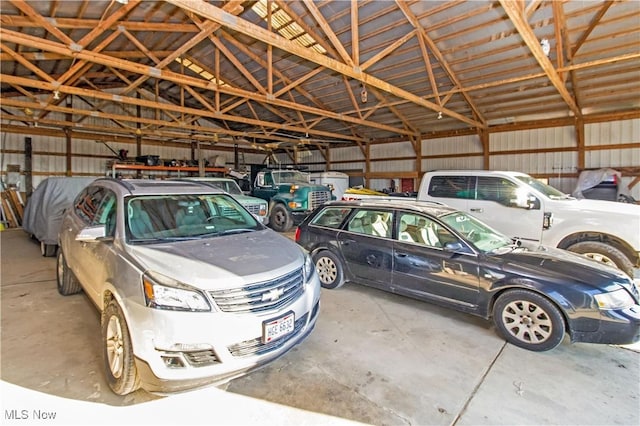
[313,250,345,289]
[102,300,140,395]
[567,241,634,278]
[56,249,82,296]
[269,204,293,232]
[41,241,57,257]
[493,289,565,352]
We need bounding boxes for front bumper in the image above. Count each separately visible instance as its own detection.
[126,278,321,393]
[570,305,640,345]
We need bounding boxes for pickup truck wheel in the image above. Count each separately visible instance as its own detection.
[567,241,634,277]
[313,250,345,289]
[493,289,565,352]
[56,249,82,296]
[269,204,293,232]
[102,300,141,395]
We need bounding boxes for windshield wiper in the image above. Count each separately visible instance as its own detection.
[220,228,255,235]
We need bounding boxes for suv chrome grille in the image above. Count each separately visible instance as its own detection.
[228,313,308,357]
[183,350,219,367]
[309,191,330,210]
[209,268,304,313]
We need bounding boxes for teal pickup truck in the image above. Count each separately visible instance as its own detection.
[252,168,333,232]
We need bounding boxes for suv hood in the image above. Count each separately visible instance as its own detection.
[126,230,303,290]
[494,245,631,291]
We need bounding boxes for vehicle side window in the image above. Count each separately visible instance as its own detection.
[93,191,117,236]
[74,186,106,224]
[311,207,352,229]
[477,177,518,206]
[428,176,474,199]
[347,209,391,238]
[396,213,445,248]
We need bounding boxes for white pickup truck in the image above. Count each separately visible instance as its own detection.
[417,170,640,277]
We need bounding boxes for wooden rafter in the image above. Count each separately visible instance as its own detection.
[167,0,482,129]
[500,0,581,118]
[395,1,486,124]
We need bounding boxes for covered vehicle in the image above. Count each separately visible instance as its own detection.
[572,168,636,203]
[22,177,96,256]
[296,199,640,352]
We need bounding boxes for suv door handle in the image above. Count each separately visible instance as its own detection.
[470,208,483,213]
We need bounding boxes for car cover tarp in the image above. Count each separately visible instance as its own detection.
[22,177,96,244]
[571,168,629,200]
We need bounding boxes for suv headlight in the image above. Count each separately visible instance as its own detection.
[594,288,634,310]
[143,272,211,312]
[303,253,314,283]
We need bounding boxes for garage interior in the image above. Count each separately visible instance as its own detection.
[1,1,639,425]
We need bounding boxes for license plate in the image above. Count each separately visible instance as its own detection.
[262,312,295,344]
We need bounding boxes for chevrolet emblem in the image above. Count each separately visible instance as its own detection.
[262,288,284,302]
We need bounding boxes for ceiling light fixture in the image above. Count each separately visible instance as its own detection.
[437,111,443,120]
[53,90,60,100]
[360,84,368,103]
[540,38,550,57]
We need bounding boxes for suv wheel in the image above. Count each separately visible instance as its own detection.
[269,204,293,232]
[56,249,82,295]
[102,300,140,395]
[567,241,634,277]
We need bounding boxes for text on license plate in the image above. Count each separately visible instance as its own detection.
[262,312,295,344]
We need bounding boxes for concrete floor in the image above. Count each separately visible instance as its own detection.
[1,228,639,425]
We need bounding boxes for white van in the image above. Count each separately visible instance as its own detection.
[418,170,640,277]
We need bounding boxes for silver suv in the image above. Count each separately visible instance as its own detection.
[57,178,320,395]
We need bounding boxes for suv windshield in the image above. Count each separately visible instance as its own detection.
[440,211,512,253]
[126,193,260,242]
[272,170,310,185]
[209,180,243,195]
[515,176,568,199]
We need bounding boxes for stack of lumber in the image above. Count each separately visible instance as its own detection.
[1,189,24,228]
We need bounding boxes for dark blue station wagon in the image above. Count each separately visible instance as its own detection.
[295,200,640,352]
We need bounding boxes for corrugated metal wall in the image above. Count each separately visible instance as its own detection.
[2,118,638,199]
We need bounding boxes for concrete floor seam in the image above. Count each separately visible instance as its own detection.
[450,342,508,426]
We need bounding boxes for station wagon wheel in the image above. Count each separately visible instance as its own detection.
[56,249,82,296]
[269,204,293,233]
[313,250,345,289]
[102,300,140,395]
[493,289,565,352]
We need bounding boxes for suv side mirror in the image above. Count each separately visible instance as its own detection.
[76,225,108,242]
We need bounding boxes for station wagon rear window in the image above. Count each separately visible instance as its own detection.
[310,207,352,229]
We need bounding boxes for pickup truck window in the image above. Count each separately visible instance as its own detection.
[515,176,566,198]
[477,177,518,206]
[428,176,474,199]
